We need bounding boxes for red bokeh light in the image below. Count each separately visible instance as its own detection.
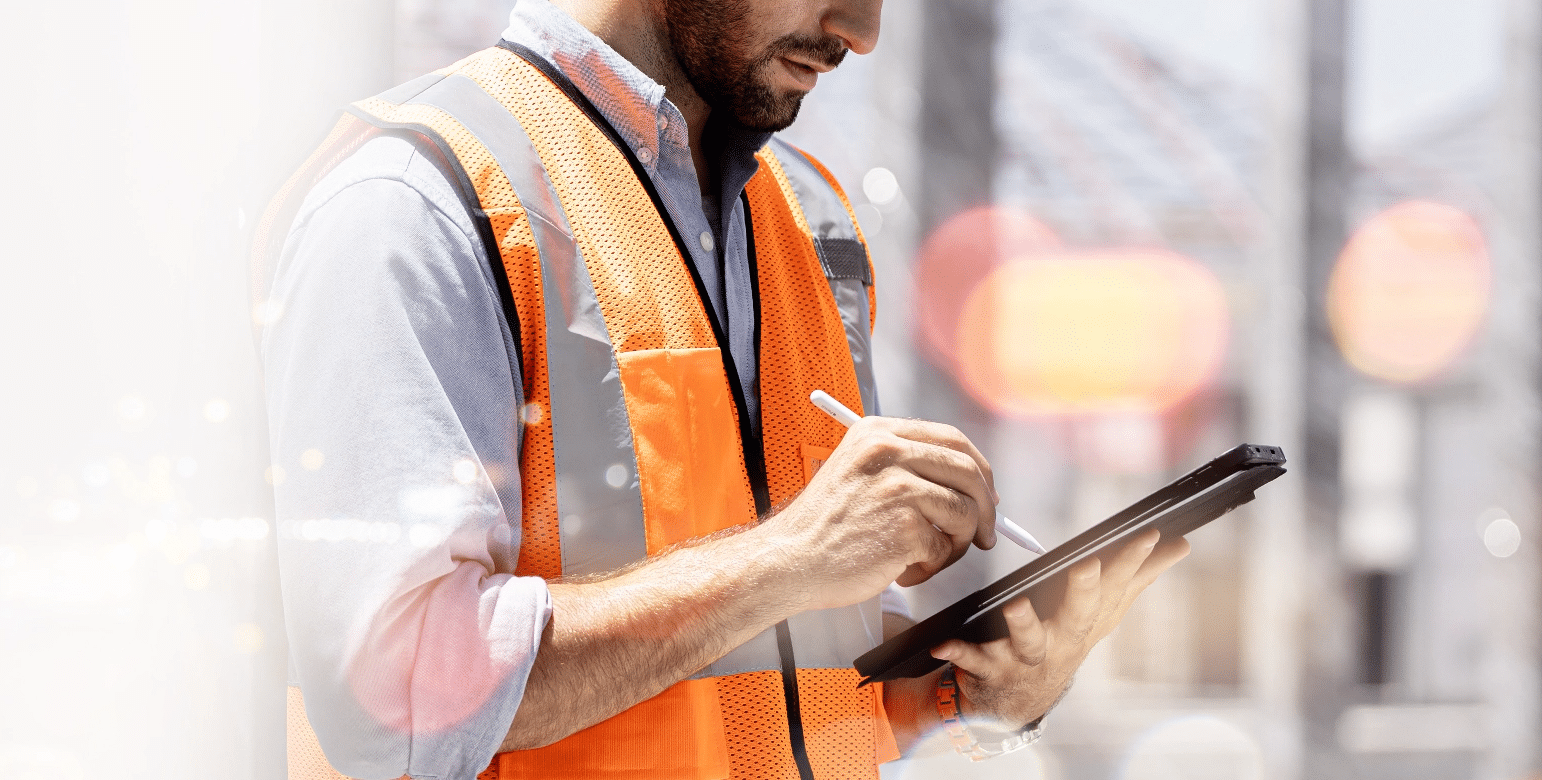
[913,206,1062,365]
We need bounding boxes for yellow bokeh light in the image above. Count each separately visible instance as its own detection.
[183,563,211,591]
[203,399,231,423]
[1328,200,1490,384]
[300,448,325,471]
[955,250,1229,416]
[234,623,265,654]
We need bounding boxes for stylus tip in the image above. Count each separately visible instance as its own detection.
[997,515,1047,555]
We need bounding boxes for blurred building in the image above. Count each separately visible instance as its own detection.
[790,1,1541,778]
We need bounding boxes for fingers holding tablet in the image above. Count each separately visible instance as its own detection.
[854,444,1285,686]
[925,529,1192,729]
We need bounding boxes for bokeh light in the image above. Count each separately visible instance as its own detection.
[1328,200,1490,384]
[605,463,629,488]
[913,206,1062,365]
[453,458,479,484]
[252,298,285,326]
[953,249,1229,417]
[863,167,901,206]
[234,623,266,654]
[183,563,211,591]
[1483,513,1521,558]
[300,449,325,471]
[203,399,231,423]
[521,402,545,425]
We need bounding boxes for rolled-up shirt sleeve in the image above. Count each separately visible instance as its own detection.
[262,136,549,780]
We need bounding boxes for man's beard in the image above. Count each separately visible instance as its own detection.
[663,0,848,131]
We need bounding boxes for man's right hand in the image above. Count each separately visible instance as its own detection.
[758,417,1002,612]
[505,416,1003,750]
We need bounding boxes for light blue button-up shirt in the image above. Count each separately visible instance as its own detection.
[264,3,871,777]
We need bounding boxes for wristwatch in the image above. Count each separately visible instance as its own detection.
[935,664,1045,761]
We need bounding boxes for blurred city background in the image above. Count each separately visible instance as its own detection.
[1,0,1539,777]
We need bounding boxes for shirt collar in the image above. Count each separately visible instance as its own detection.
[500,0,770,176]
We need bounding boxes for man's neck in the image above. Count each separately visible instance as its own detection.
[549,0,715,188]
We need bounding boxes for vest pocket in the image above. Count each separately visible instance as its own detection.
[614,347,758,553]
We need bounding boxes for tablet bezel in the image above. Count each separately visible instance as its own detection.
[853,443,1287,685]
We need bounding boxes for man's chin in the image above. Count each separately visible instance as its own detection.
[732,90,806,132]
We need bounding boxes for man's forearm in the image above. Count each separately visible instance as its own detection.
[498,413,1013,752]
[499,524,805,750]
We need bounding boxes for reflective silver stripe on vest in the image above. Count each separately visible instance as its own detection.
[406,75,649,577]
[767,140,880,417]
[695,600,886,677]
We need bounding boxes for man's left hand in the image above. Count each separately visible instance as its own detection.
[930,528,1191,729]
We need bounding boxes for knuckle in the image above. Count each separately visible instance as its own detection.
[859,438,905,473]
[957,663,993,687]
[928,530,953,564]
[945,488,975,520]
[875,475,910,505]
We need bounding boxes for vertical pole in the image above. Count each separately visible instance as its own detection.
[1244,0,1314,776]
[917,0,999,237]
[912,0,998,460]
[906,0,1001,619]
[1301,0,1351,520]
[1480,0,1542,775]
[865,0,923,419]
[1300,0,1356,773]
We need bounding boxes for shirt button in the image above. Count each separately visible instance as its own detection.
[637,146,653,164]
[657,115,669,131]
[699,231,715,252]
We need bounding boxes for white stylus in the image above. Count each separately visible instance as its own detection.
[809,390,1047,555]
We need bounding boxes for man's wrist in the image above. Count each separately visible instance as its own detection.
[705,523,812,620]
[734,515,822,615]
[936,665,1045,761]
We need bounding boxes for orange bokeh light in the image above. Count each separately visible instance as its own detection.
[1328,200,1490,384]
[913,206,1062,364]
[954,249,1230,417]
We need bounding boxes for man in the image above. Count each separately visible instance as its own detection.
[257,0,1190,777]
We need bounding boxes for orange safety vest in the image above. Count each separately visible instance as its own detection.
[257,42,896,780]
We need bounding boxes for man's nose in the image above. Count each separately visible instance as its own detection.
[823,0,882,56]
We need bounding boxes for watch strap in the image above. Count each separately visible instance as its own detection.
[935,664,1045,761]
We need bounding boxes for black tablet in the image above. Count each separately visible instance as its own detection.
[853,443,1287,685]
